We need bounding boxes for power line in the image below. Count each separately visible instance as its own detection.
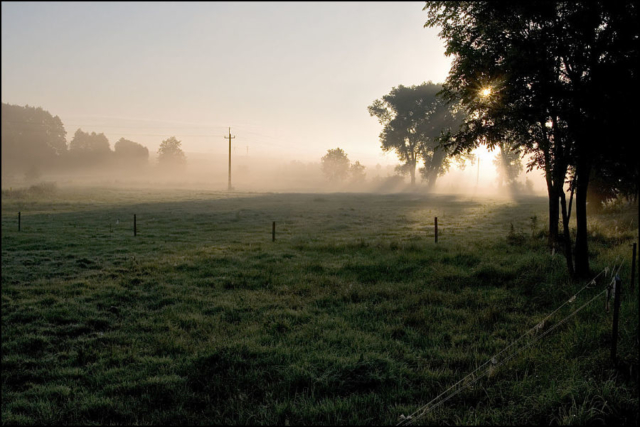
[3,119,305,152]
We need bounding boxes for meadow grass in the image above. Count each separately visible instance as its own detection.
[1,186,638,425]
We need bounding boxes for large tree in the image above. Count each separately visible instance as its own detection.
[368,82,464,188]
[425,1,638,277]
[1,103,67,176]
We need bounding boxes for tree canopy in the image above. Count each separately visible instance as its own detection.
[1,103,67,175]
[350,161,367,184]
[114,138,149,168]
[368,82,464,188]
[68,129,112,168]
[157,136,186,169]
[425,1,639,277]
[321,148,351,182]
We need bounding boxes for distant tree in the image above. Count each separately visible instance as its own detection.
[68,129,112,167]
[394,163,414,180]
[321,148,350,182]
[350,161,367,183]
[157,136,186,169]
[1,103,67,175]
[114,138,149,167]
[492,142,523,190]
[368,82,464,187]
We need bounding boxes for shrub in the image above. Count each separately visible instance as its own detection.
[28,182,57,195]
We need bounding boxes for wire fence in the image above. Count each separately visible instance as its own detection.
[397,263,625,426]
[5,205,636,424]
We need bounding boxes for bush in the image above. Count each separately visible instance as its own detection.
[28,182,57,195]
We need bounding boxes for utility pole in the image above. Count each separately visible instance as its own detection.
[224,127,235,191]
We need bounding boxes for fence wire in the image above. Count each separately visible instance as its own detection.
[398,265,619,426]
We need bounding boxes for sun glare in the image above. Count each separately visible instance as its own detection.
[474,145,496,166]
[480,87,492,97]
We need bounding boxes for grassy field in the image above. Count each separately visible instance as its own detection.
[2,184,638,425]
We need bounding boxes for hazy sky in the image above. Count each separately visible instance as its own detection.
[2,2,452,165]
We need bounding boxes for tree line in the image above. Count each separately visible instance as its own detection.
[1,103,187,179]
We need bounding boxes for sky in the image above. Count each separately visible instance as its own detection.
[1,1,453,166]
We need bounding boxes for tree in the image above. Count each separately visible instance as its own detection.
[321,148,350,182]
[1,103,67,175]
[425,1,638,277]
[350,161,367,184]
[114,138,149,168]
[368,82,464,188]
[425,2,574,258]
[492,142,524,190]
[68,129,112,167]
[157,136,186,169]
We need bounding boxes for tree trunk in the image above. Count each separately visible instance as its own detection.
[426,168,438,191]
[546,179,559,249]
[574,158,592,278]
[560,189,575,277]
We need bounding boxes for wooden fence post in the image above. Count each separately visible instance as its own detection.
[434,217,438,243]
[134,214,137,237]
[631,243,636,291]
[272,221,276,242]
[611,275,622,363]
[18,211,21,232]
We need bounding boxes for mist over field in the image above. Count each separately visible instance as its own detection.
[1,155,548,197]
[1,126,548,197]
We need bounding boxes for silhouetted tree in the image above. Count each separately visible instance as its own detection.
[157,136,186,169]
[425,2,573,260]
[1,103,67,175]
[321,148,350,182]
[425,1,638,277]
[68,129,112,168]
[368,82,464,188]
[114,138,149,168]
